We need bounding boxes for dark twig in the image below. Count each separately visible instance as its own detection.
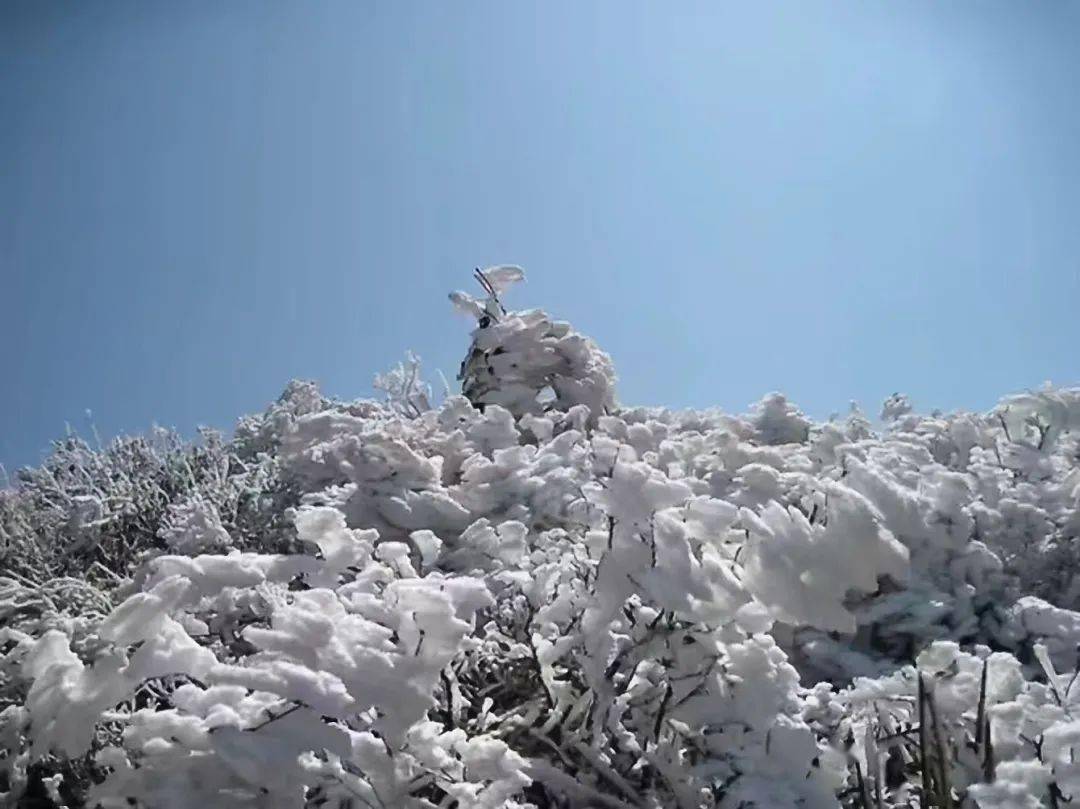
[652,683,673,743]
[918,675,932,809]
[976,658,988,749]
[924,680,953,809]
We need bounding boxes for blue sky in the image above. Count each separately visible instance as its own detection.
[2,2,1078,472]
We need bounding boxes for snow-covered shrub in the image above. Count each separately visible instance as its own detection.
[881,393,913,423]
[752,393,811,446]
[453,266,616,421]
[374,351,434,419]
[3,269,1080,808]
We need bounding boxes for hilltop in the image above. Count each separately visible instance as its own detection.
[2,270,1080,808]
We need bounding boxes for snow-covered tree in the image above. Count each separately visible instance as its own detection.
[2,268,1080,808]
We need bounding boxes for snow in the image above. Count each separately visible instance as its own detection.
[4,270,1080,807]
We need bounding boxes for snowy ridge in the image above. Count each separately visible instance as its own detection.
[1,275,1080,807]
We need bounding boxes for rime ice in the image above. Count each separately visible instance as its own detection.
[2,272,1080,807]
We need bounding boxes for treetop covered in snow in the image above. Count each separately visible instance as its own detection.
[2,266,1080,808]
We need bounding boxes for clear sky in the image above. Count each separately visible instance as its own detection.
[2,2,1079,472]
